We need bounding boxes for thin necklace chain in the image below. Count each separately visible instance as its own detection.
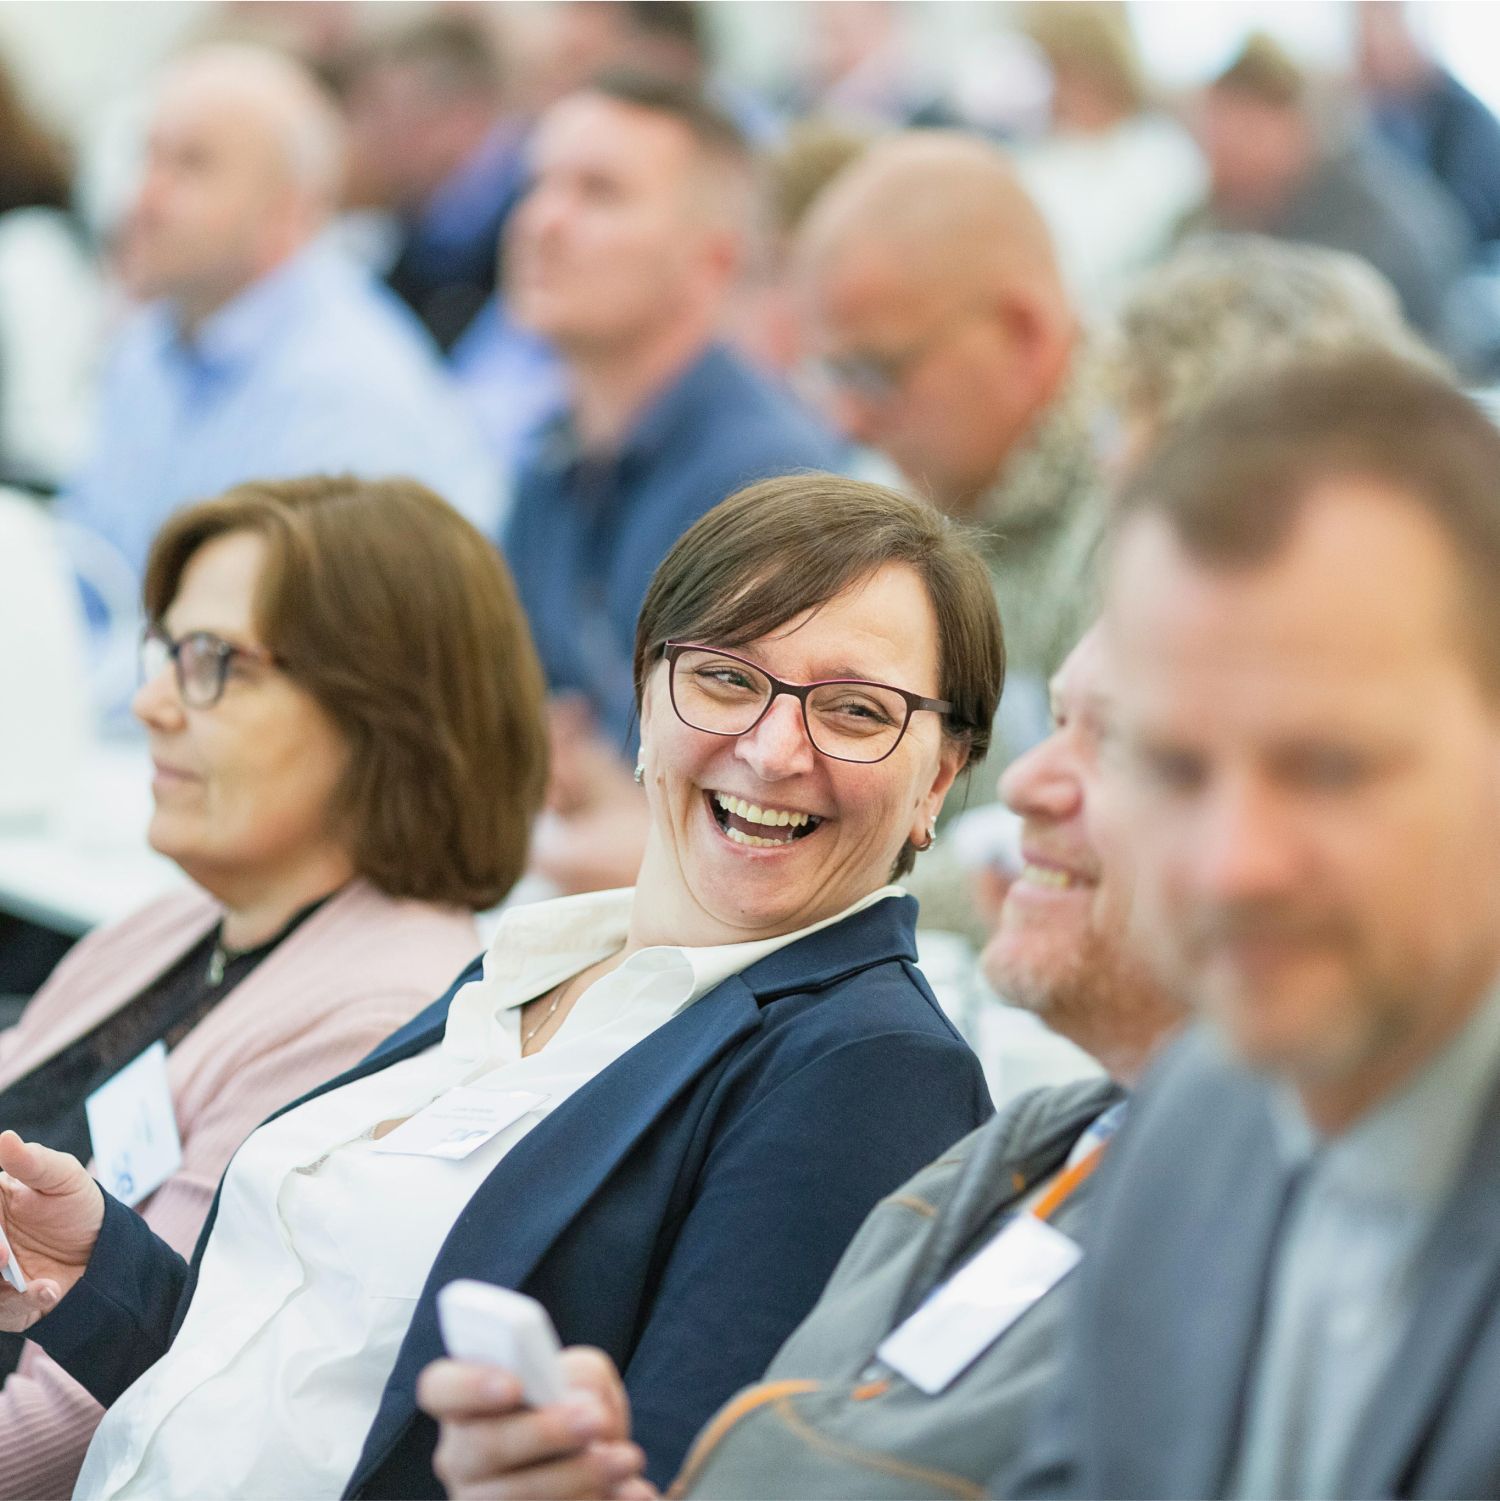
[522,971,583,1052]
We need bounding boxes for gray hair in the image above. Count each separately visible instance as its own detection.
[1099,235,1442,432]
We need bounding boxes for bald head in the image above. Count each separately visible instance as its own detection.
[795,133,1076,514]
[799,133,1066,318]
[127,45,346,324]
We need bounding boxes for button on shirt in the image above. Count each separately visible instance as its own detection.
[59,242,500,575]
[1229,979,1500,1501]
[503,342,844,746]
[75,884,903,1501]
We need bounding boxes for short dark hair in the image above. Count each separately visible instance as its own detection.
[634,473,1005,877]
[585,66,751,167]
[145,475,549,909]
[1113,352,1500,694]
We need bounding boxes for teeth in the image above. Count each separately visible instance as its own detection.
[726,825,792,848]
[1022,863,1078,890]
[714,792,813,828]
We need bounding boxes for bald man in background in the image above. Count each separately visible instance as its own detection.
[796,134,1102,938]
[59,44,497,575]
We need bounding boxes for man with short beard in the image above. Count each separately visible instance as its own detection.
[414,624,1186,1500]
[1008,354,1500,1500]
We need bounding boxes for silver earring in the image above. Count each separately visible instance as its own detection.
[913,819,936,852]
[633,760,645,785]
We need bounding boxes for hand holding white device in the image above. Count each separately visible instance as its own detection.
[436,1279,569,1407]
[2,1248,25,1294]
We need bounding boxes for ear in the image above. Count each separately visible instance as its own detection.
[909,736,967,847]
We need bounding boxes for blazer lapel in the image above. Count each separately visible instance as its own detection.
[346,974,763,1493]
[347,894,923,1493]
[1342,1075,1500,1498]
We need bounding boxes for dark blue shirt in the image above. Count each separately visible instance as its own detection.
[1373,70,1500,247]
[503,342,844,746]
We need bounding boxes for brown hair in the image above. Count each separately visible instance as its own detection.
[144,475,548,908]
[1114,352,1500,694]
[633,473,1005,876]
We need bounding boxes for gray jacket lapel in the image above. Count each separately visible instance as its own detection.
[1341,1072,1500,1498]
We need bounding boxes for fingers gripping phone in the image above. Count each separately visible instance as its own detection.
[436,1279,568,1407]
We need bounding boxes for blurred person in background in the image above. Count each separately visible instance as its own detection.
[342,11,568,481]
[1006,355,1500,1501]
[727,120,871,383]
[505,71,841,895]
[0,474,543,1499]
[342,11,527,355]
[1356,1,1500,251]
[1184,32,1469,347]
[56,43,498,579]
[416,625,1185,1501]
[1096,235,1438,479]
[0,57,101,493]
[0,475,995,1499]
[795,131,1098,939]
[955,237,1434,941]
[785,1,957,131]
[1012,4,1205,317]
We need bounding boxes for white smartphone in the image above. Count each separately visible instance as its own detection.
[2,1248,25,1294]
[435,1279,569,1407]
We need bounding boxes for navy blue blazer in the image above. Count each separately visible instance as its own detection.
[32,895,990,1496]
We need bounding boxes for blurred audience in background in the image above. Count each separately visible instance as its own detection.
[342,11,523,354]
[728,119,871,382]
[56,43,497,580]
[1013,3,1204,316]
[1355,0,1500,251]
[0,60,101,494]
[503,71,841,894]
[0,474,544,1500]
[1184,31,1469,347]
[1095,235,1437,476]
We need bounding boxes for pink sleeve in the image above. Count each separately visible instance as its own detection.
[0,991,427,1499]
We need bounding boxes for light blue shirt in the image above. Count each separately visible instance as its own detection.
[60,243,500,574]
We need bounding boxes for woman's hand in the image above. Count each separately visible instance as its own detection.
[419,1346,654,1500]
[0,1130,104,1330]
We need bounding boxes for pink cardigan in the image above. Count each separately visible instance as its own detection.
[0,880,481,1499]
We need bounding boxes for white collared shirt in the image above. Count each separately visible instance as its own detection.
[76,884,903,1501]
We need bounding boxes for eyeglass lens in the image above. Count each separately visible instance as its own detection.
[671,648,909,763]
[140,631,231,707]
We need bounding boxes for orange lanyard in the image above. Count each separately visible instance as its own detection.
[1029,1136,1110,1222]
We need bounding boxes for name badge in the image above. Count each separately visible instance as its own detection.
[372,1088,546,1160]
[85,1041,184,1208]
[877,1214,1082,1395]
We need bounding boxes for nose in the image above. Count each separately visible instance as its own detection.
[828,387,884,447]
[132,659,186,733]
[1000,729,1082,824]
[733,692,817,782]
[1191,773,1301,905]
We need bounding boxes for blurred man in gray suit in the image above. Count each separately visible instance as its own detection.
[1012,353,1500,1500]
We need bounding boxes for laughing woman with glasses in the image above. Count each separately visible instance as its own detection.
[0,475,546,1498]
[0,474,1002,1500]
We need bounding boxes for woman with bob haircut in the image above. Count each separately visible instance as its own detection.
[0,474,546,1497]
[0,473,1002,1500]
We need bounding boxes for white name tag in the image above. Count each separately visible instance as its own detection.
[877,1214,1082,1395]
[85,1041,184,1208]
[372,1088,545,1160]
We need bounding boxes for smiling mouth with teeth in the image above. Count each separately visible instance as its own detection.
[709,791,823,848]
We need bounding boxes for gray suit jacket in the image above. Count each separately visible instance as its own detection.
[1006,1027,1500,1500]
